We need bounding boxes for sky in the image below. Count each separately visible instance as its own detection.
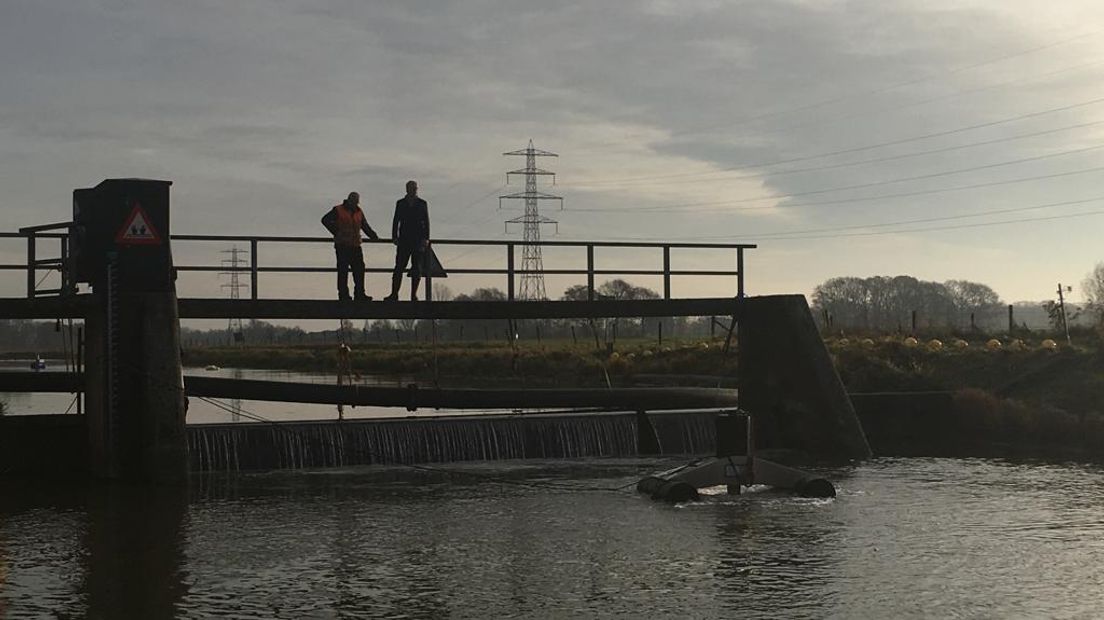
[3,0,1104,306]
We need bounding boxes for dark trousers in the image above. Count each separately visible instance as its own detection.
[335,245,365,299]
[390,243,424,299]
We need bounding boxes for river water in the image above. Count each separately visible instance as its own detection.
[3,456,1104,618]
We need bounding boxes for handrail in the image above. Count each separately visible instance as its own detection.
[169,235,753,301]
[3,223,75,298]
[17,222,76,234]
[2,229,754,301]
[171,233,756,250]
[0,232,66,239]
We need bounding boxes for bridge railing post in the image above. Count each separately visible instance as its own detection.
[25,233,36,299]
[737,247,745,298]
[587,244,595,301]
[663,245,671,300]
[60,234,69,295]
[507,243,515,301]
[250,238,258,300]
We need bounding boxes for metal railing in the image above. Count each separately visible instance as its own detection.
[1,225,74,298]
[2,230,754,301]
[172,235,753,301]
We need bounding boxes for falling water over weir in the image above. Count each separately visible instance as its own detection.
[187,411,718,472]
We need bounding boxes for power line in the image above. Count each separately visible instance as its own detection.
[626,54,1104,174]
[708,195,1104,240]
[725,54,1104,148]
[763,207,1104,240]
[574,92,1104,187]
[672,27,1104,139]
[717,142,1104,204]
[571,25,1104,153]
[584,203,1104,244]
[575,117,1104,189]
[573,148,1104,215]
[434,183,506,227]
[434,189,514,266]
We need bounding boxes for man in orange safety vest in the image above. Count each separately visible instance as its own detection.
[321,191,380,300]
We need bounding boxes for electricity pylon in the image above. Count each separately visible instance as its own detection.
[500,140,563,300]
[219,247,248,345]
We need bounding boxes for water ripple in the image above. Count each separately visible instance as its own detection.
[2,457,1104,618]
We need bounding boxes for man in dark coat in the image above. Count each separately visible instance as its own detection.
[321,191,379,300]
[384,180,430,301]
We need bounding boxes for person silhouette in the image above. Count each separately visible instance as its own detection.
[383,180,430,301]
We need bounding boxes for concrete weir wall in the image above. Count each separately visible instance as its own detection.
[188,411,718,472]
[738,295,872,461]
[0,411,718,475]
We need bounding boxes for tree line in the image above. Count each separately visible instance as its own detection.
[812,276,1005,331]
[812,273,1102,332]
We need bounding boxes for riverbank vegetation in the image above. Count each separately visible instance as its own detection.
[183,338,738,387]
[183,327,1104,458]
[827,330,1104,457]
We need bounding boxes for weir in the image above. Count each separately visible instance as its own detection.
[0,177,872,482]
[188,411,718,472]
[0,410,716,474]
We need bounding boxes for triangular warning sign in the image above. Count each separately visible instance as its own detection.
[115,203,162,245]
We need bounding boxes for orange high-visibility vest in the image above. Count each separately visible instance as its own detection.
[333,205,365,247]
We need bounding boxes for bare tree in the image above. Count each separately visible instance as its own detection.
[813,275,1000,331]
[432,283,453,301]
[945,280,1002,326]
[1082,262,1104,325]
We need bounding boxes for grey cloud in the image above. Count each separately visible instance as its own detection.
[3,0,1102,302]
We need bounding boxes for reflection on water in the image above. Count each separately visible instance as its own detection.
[0,359,80,416]
[3,457,1104,618]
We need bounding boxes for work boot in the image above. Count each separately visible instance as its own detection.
[354,294,372,301]
[383,293,398,302]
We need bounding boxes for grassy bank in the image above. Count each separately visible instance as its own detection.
[826,333,1104,458]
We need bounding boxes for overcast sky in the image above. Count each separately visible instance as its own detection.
[3,0,1104,304]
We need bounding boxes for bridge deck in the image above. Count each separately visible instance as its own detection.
[0,295,93,319]
[0,295,742,320]
[0,372,739,411]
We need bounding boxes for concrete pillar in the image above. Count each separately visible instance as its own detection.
[636,410,661,455]
[83,296,109,477]
[112,292,187,482]
[74,179,186,482]
[737,294,871,462]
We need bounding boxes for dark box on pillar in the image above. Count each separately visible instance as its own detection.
[72,178,173,292]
